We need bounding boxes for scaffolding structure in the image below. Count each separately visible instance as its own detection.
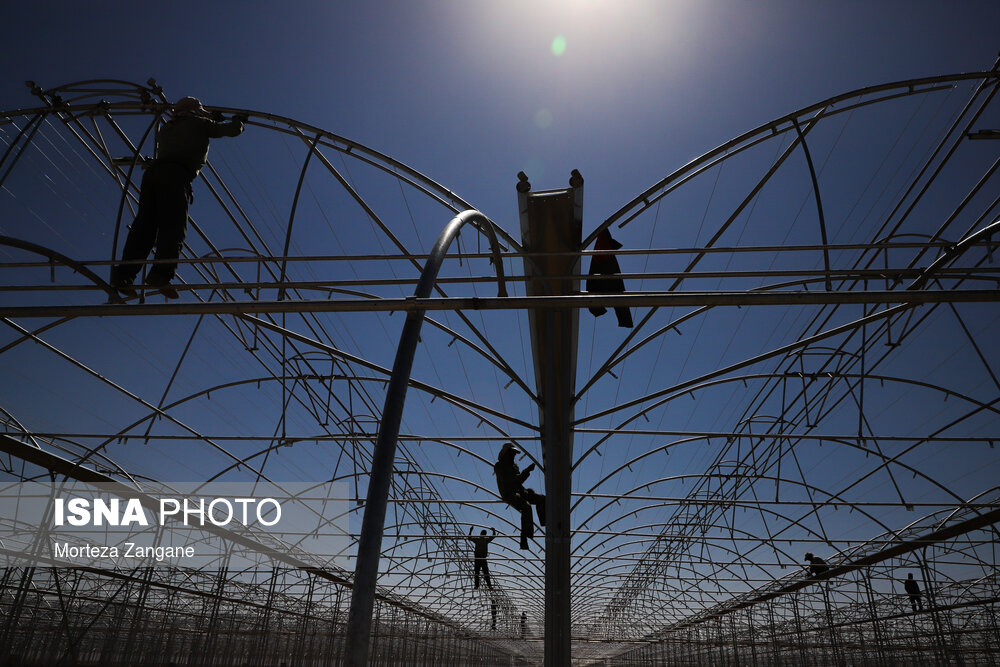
[0,68,999,665]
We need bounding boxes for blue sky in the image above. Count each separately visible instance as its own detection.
[6,1,999,226]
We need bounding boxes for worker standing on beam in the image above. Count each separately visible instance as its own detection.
[111,97,246,299]
[494,443,545,550]
[904,572,923,611]
[468,526,496,589]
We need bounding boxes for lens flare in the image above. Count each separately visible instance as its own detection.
[551,34,567,56]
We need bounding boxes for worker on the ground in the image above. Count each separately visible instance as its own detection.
[904,572,923,611]
[494,443,545,550]
[586,228,633,328]
[490,595,498,630]
[468,526,496,589]
[520,611,528,638]
[111,97,246,299]
[804,552,829,579]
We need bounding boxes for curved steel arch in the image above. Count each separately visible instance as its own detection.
[588,70,1000,245]
[574,370,1000,478]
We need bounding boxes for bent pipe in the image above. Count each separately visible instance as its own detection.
[344,210,507,666]
[0,235,121,302]
[791,118,832,292]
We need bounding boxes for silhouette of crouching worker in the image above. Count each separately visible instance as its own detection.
[805,552,829,579]
[904,572,923,612]
[468,526,496,589]
[494,443,545,550]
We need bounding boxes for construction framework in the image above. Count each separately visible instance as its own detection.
[0,67,998,665]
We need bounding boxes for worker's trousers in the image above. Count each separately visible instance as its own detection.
[113,161,193,284]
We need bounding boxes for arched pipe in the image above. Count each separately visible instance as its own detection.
[791,118,832,291]
[278,133,321,301]
[0,235,120,302]
[345,209,507,666]
[585,69,1000,247]
[0,113,44,188]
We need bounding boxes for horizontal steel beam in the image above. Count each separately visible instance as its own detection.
[2,289,999,319]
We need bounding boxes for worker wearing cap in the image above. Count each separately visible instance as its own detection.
[111,96,246,299]
[494,443,545,550]
[804,552,829,579]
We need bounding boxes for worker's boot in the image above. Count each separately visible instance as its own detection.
[146,272,179,299]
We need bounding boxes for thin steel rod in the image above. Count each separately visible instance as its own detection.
[0,239,988,269]
[5,266,1000,293]
[9,430,995,445]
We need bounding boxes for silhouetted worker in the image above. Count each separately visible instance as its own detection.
[111,97,246,299]
[468,526,497,589]
[520,611,528,638]
[804,552,829,579]
[586,228,633,328]
[494,443,545,550]
[904,572,923,611]
[490,596,498,630]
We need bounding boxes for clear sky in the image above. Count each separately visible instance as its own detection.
[5,0,999,225]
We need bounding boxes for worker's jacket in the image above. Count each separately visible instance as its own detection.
[586,229,626,295]
[156,114,244,178]
[469,534,494,560]
[494,457,530,501]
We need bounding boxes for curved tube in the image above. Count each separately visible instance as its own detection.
[345,209,507,666]
[0,235,121,302]
[791,117,832,291]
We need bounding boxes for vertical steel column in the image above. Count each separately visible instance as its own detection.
[516,171,583,666]
[861,568,887,666]
[295,574,315,664]
[344,210,507,666]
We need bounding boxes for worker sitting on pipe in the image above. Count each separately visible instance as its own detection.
[494,442,545,550]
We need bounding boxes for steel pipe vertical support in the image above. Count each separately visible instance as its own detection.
[541,303,574,666]
[517,170,583,666]
[344,210,507,667]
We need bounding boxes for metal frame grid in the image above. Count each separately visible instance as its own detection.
[0,66,998,665]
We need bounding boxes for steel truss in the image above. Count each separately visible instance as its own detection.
[0,66,998,665]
